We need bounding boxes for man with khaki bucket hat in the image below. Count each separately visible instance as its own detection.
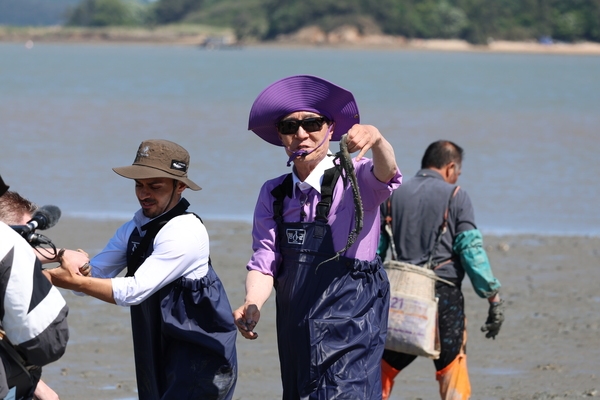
[47,139,238,400]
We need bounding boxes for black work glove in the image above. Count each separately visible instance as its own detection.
[481,299,505,339]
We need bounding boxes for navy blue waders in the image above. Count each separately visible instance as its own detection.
[271,171,389,400]
[126,199,237,400]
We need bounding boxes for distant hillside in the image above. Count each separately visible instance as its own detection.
[6,0,599,44]
[0,0,82,26]
[142,0,600,44]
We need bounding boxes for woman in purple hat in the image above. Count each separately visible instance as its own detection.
[233,75,402,399]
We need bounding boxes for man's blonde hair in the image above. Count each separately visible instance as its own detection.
[0,191,38,225]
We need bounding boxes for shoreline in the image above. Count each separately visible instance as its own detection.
[53,215,600,239]
[2,25,600,56]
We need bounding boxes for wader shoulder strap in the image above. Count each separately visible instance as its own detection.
[270,174,293,223]
[190,212,213,266]
[424,186,460,270]
[315,165,341,223]
[126,199,190,277]
[270,167,340,223]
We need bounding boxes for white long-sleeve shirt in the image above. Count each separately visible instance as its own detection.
[90,209,209,306]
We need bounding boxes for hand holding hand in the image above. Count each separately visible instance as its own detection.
[47,249,89,289]
[46,262,79,290]
[59,249,90,276]
[481,299,505,339]
[233,303,261,340]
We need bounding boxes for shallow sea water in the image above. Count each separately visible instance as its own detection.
[1,43,599,235]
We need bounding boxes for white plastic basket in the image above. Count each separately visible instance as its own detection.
[384,260,440,359]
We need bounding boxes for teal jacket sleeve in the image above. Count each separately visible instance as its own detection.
[453,229,501,298]
[377,229,390,261]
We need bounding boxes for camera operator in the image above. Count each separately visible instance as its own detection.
[0,175,69,400]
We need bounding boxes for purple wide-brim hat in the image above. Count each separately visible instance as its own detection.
[248,75,360,146]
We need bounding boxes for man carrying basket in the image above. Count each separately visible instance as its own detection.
[378,140,505,400]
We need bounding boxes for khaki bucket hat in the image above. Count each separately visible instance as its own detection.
[113,139,201,191]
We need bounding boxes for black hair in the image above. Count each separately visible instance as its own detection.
[0,175,8,197]
[421,140,464,169]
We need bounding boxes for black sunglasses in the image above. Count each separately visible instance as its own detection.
[277,117,330,135]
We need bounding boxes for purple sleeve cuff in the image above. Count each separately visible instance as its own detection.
[246,248,279,277]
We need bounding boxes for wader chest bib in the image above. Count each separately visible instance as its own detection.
[271,170,389,400]
[126,199,237,400]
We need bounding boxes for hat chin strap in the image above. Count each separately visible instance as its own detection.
[152,180,180,218]
[286,125,333,167]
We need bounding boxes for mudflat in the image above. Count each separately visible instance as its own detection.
[39,217,599,399]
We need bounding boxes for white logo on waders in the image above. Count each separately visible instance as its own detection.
[286,229,306,245]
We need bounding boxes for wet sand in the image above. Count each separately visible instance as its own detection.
[39,217,600,399]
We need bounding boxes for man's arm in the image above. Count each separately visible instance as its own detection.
[33,379,59,400]
[377,229,390,262]
[46,270,116,304]
[233,270,274,340]
[50,215,209,306]
[345,124,398,183]
[37,248,90,279]
[453,229,501,298]
[45,251,116,304]
[453,229,505,339]
[377,200,393,261]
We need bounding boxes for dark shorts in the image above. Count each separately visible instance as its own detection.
[383,282,465,371]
